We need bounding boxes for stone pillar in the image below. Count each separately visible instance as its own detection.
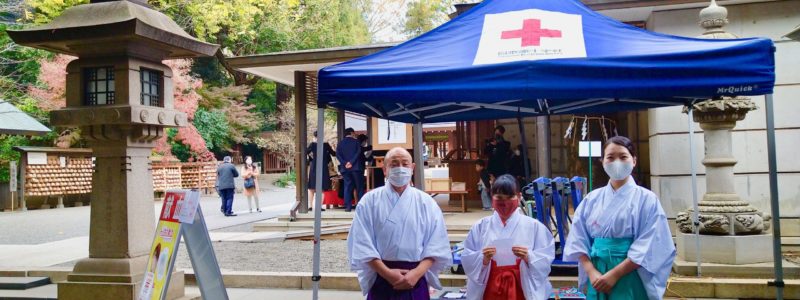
[676,99,768,235]
[673,0,773,266]
[7,1,218,298]
[60,133,161,298]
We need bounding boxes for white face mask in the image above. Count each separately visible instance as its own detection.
[246,158,253,165]
[387,167,413,187]
[514,150,521,156]
[603,160,633,181]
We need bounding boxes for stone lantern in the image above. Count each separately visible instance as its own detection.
[674,0,772,265]
[8,1,218,299]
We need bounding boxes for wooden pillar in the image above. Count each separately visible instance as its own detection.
[295,71,309,213]
[366,116,373,145]
[337,109,346,141]
[413,123,425,189]
[536,116,551,178]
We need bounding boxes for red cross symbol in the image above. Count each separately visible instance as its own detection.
[501,19,562,47]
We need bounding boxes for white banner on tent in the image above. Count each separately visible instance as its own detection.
[474,9,586,65]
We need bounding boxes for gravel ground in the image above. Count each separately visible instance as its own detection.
[174,240,351,272]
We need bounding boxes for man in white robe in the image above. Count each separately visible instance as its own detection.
[347,147,452,299]
[564,178,676,300]
[462,199,554,299]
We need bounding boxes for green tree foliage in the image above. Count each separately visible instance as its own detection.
[25,0,88,24]
[192,108,230,154]
[403,0,469,38]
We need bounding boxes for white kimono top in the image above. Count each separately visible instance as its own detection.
[462,209,555,300]
[347,185,452,295]
[563,177,676,300]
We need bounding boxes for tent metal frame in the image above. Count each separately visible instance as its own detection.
[310,94,785,300]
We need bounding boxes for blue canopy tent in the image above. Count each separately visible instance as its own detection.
[310,0,782,299]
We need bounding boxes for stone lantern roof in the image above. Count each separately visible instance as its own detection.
[7,0,218,59]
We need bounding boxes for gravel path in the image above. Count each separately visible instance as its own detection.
[174,240,351,273]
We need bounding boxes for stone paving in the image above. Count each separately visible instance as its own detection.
[0,176,296,268]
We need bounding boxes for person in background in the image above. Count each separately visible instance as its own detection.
[564,136,676,300]
[475,160,492,211]
[508,144,532,187]
[242,156,261,213]
[462,175,555,300]
[484,125,511,179]
[358,134,374,167]
[347,147,451,300]
[216,156,239,217]
[336,128,365,212]
[291,131,335,221]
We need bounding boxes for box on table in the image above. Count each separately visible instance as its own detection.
[451,182,466,191]
[425,178,451,191]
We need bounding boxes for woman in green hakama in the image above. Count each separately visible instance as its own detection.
[564,136,676,300]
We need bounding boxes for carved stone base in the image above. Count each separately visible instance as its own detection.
[676,202,771,235]
[675,232,774,265]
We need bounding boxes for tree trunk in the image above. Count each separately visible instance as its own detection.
[275,83,292,129]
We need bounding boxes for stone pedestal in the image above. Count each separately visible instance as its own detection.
[6,1,216,299]
[58,135,184,300]
[676,98,769,235]
[676,232,774,264]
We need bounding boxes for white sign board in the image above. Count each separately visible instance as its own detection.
[377,119,406,144]
[27,152,47,165]
[474,9,586,65]
[9,161,17,191]
[579,141,601,158]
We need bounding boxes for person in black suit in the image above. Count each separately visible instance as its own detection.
[484,125,511,179]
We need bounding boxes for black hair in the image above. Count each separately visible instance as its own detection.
[313,131,318,138]
[494,125,506,134]
[475,159,486,167]
[357,134,368,143]
[604,136,636,158]
[491,174,519,196]
[344,128,355,135]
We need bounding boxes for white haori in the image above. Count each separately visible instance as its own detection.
[461,209,555,300]
[347,184,452,295]
[563,177,676,300]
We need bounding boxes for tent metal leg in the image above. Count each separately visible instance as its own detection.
[765,94,784,300]
[413,122,425,189]
[312,104,325,300]
[517,114,531,182]
[687,105,702,277]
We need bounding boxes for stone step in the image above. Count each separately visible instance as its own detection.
[0,283,56,300]
[252,220,352,232]
[277,212,355,222]
[180,270,800,299]
[0,277,51,290]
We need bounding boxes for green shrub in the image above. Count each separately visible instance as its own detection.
[273,170,296,188]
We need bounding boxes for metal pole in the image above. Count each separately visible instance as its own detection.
[687,105,702,277]
[765,94,784,300]
[517,113,532,182]
[413,122,425,189]
[311,104,325,300]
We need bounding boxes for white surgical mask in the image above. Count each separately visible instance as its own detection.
[514,150,521,156]
[603,160,634,181]
[387,167,413,187]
